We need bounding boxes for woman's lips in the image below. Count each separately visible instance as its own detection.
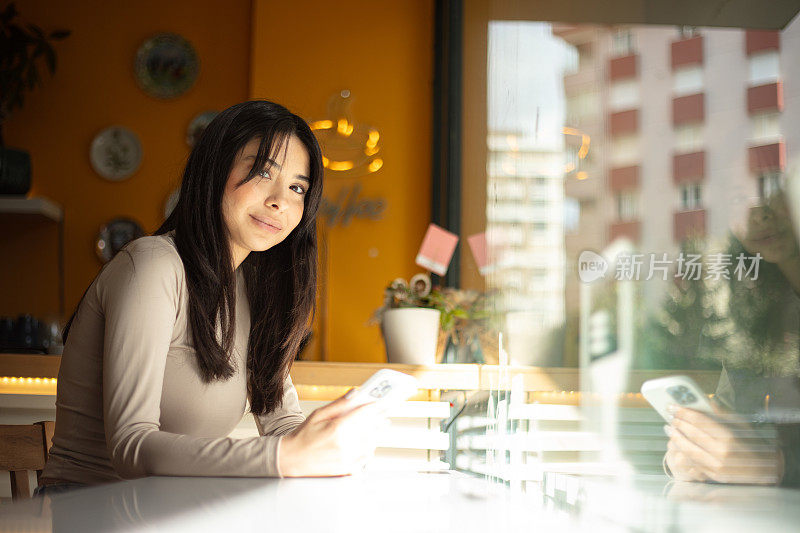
[749,232,782,248]
[250,215,281,233]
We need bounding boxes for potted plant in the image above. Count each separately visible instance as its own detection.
[371,273,499,365]
[370,274,441,364]
[429,287,497,364]
[0,2,70,195]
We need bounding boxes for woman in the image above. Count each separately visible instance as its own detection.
[665,188,800,485]
[40,100,384,489]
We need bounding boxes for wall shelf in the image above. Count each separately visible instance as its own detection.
[0,196,63,222]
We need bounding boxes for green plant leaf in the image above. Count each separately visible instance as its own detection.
[441,312,455,331]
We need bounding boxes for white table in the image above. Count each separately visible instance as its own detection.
[2,471,800,532]
[542,472,800,532]
[0,471,557,532]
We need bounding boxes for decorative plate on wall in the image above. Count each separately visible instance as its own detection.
[186,111,218,147]
[95,217,146,263]
[135,33,199,99]
[90,126,143,181]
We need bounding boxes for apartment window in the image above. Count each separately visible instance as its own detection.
[616,191,638,221]
[758,172,783,199]
[564,197,580,234]
[674,124,704,153]
[503,271,524,290]
[679,182,702,210]
[609,79,640,111]
[610,135,639,166]
[496,225,525,246]
[566,90,599,124]
[748,51,780,85]
[673,65,704,96]
[494,180,526,200]
[678,26,699,39]
[577,42,593,70]
[611,29,633,57]
[751,112,781,142]
[566,146,580,171]
[532,221,549,231]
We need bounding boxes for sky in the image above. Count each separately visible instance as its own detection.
[488,21,576,152]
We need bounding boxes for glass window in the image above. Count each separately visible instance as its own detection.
[758,172,784,199]
[456,2,800,502]
[749,50,780,85]
[609,79,640,111]
[577,42,593,70]
[679,182,703,209]
[674,124,704,153]
[616,190,638,220]
[566,89,600,125]
[751,112,781,142]
[673,65,704,96]
[610,135,639,166]
[611,28,634,56]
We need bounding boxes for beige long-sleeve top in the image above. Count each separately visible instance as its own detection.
[41,231,305,485]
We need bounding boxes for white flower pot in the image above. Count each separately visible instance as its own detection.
[381,308,441,365]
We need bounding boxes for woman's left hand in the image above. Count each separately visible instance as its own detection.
[666,406,784,485]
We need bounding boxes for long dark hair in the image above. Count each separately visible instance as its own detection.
[726,237,794,351]
[64,100,323,416]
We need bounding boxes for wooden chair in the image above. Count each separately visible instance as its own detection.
[0,421,55,500]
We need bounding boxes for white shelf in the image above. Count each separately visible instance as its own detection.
[0,196,62,222]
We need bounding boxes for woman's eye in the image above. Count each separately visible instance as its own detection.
[290,184,306,195]
[257,170,271,180]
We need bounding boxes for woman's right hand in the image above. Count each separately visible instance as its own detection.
[665,406,783,485]
[277,390,389,477]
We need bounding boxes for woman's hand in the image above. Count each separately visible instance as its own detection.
[278,390,389,477]
[665,406,784,485]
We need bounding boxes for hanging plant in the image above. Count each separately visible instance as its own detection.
[0,2,70,145]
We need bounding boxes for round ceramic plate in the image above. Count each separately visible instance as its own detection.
[95,218,146,263]
[135,33,199,99]
[90,126,142,181]
[186,110,218,147]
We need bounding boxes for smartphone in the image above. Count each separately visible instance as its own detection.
[347,369,420,407]
[641,375,714,422]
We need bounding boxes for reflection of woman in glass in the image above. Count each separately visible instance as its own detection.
[665,189,800,485]
[40,101,384,491]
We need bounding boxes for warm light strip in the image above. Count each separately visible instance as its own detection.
[0,376,58,395]
[310,120,333,130]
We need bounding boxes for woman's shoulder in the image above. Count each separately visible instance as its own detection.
[99,232,184,287]
[124,232,179,260]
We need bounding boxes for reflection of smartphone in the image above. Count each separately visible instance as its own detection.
[348,369,419,407]
[641,375,714,422]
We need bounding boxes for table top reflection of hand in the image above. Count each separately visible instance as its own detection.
[665,479,782,506]
[665,404,784,485]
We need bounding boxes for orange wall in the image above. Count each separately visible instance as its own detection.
[2,0,251,320]
[3,0,434,364]
[249,0,434,362]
